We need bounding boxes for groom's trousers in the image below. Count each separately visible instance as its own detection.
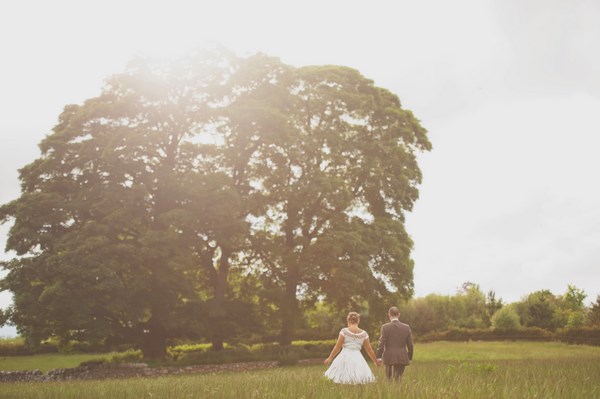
[385,364,406,381]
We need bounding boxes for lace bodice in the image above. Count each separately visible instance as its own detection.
[339,328,368,351]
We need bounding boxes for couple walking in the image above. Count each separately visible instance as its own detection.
[324,307,413,384]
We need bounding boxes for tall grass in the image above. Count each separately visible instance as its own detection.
[1,342,600,398]
[413,340,600,361]
[1,358,599,398]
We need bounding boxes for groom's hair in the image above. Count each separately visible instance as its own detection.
[388,307,400,317]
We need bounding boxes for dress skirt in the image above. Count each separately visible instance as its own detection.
[324,348,376,384]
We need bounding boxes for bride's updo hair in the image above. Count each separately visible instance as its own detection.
[347,312,360,324]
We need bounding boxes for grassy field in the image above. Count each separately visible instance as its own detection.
[1,342,600,398]
[0,353,109,372]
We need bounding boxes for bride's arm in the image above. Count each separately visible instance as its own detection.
[363,337,378,365]
[324,334,345,365]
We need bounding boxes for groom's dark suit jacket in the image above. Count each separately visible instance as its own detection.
[376,319,414,365]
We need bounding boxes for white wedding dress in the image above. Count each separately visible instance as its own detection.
[324,328,376,384]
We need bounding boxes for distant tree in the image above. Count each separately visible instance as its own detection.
[586,295,600,327]
[515,290,561,331]
[491,305,521,330]
[0,307,8,327]
[485,290,503,326]
[455,283,487,328]
[400,294,452,335]
[565,311,586,329]
[401,285,494,335]
[563,284,587,311]
[558,285,587,329]
[301,301,345,340]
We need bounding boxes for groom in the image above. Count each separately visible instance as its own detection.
[376,306,413,382]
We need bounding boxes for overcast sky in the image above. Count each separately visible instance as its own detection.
[1,0,599,336]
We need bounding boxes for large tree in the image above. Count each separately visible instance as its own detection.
[588,296,600,326]
[244,62,431,344]
[1,51,430,353]
[0,49,253,357]
[515,290,562,331]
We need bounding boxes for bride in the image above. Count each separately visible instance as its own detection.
[324,312,378,384]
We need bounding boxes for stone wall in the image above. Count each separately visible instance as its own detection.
[0,359,322,383]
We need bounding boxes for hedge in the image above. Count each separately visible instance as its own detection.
[3,326,599,360]
[419,326,600,346]
[0,337,58,356]
[555,327,600,346]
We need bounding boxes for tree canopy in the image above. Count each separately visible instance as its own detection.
[0,49,431,357]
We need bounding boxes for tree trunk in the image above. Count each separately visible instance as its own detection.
[212,339,224,351]
[280,207,299,346]
[279,249,298,346]
[211,247,231,351]
[141,317,167,359]
[279,272,298,346]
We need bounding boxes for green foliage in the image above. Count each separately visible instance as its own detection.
[515,290,562,330]
[0,49,257,358]
[78,358,108,368]
[565,310,586,329]
[491,305,521,330]
[0,49,429,356]
[563,284,587,310]
[58,340,109,354]
[456,283,488,328]
[420,327,553,343]
[513,286,590,332]
[485,290,503,325]
[0,307,8,326]
[586,295,600,326]
[400,283,501,336]
[0,336,58,356]
[418,326,600,347]
[108,349,143,364]
[168,342,212,354]
[238,62,431,344]
[0,337,28,356]
[302,302,343,340]
[164,342,332,367]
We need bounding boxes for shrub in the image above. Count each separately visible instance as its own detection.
[491,306,521,330]
[565,311,586,329]
[109,349,143,363]
[556,326,600,346]
[78,358,108,368]
[419,327,552,343]
[158,341,333,367]
[0,337,58,356]
[0,337,28,356]
[59,340,103,354]
[169,342,212,354]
